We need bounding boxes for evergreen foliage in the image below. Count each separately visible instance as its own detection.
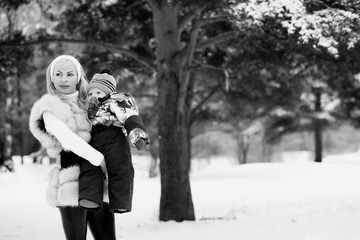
[2,0,360,220]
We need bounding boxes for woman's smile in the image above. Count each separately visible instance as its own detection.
[59,84,70,89]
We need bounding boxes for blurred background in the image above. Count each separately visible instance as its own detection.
[1,0,360,222]
[1,0,360,169]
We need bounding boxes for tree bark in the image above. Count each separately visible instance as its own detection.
[153,2,195,221]
[2,76,14,170]
[0,81,5,166]
[313,89,322,163]
[237,134,249,164]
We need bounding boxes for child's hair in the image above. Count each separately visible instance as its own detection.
[45,55,88,109]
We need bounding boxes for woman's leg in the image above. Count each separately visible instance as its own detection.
[58,207,87,240]
[88,202,116,240]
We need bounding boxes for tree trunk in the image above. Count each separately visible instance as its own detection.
[16,77,24,164]
[148,135,159,178]
[5,77,13,163]
[153,3,195,221]
[0,78,5,166]
[314,90,322,163]
[0,76,14,171]
[236,132,249,164]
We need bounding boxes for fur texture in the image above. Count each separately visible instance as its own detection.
[29,94,92,158]
[30,94,108,207]
[46,166,109,207]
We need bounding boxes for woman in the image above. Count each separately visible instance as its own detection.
[29,55,116,240]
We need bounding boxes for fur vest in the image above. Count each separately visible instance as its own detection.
[29,94,109,207]
[46,165,109,207]
[29,94,92,158]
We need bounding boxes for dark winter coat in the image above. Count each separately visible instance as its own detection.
[81,92,148,213]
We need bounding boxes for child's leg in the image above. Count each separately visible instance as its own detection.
[103,127,134,213]
[79,158,103,210]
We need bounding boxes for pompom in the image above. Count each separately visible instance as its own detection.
[99,68,112,75]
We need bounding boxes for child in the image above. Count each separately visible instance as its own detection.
[79,68,149,213]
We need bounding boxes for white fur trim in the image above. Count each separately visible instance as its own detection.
[29,94,92,159]
[46,167,60,207]
[58,181,79,206]
[48,167,60,186]
[59,166,80,185]
[57,166,80,206]
[46,147,62,159]
[45,166,109,207]
[46,184,59,207]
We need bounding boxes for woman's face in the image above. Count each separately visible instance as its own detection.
[52,60,78,95]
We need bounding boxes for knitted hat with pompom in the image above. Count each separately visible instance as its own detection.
[87,68,116,94]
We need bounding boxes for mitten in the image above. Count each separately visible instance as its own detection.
[135,138,147,151]
[88,97,101,119]
[129,128,150,151]
[111,92,139,112]
[111,92,127,103]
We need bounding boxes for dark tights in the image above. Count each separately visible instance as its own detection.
[59,202,116,240]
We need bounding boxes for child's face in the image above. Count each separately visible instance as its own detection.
[88,88,107,101]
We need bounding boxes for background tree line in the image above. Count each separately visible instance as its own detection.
[1,0,360,221]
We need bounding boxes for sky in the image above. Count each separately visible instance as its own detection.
[0,152,360,240]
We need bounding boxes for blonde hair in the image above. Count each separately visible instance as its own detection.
[45,55,88,109]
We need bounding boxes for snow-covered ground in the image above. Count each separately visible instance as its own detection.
[1,153,360,240]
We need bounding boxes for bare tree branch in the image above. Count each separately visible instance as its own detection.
[304,0,329,8]
[123,1,145,12]
[143,0,161,11]
[188,59,225,74]
[177,17,201,112]
[178,0,225,32]
[0,38,156,71]
[178,5,205,32]
[196,31,236,50]
[199,15,230,27]
[190,81,223,124]
[190,62,227,123]
[185,17,201,66]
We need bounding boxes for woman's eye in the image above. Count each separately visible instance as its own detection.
[67,73,74,77]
